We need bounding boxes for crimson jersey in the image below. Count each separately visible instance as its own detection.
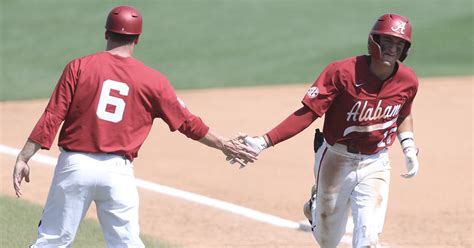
[302,55,418,154]
[29,52,198,160]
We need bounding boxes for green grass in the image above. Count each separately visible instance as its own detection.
[0,0,472,100]
[0,194,173,248]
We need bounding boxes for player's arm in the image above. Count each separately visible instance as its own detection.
[244,105,319,154]
[13,61,77,197]
[156,81,257,166]
[178,114,257,167]
[397,113,419,178]
[29,60,78,149]
[397,113,413,132]
[13,139,41,197]
[199,130,258,166]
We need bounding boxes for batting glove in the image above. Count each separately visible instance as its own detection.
[244,136,268,155]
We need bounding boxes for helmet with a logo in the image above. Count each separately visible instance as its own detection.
[368,13,412,62]
[105,6,142,35]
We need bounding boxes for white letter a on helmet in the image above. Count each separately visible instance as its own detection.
[391,21,406,34]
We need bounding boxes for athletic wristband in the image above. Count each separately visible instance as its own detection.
[398,131,416,154]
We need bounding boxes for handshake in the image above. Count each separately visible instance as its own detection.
[221,133,269,168]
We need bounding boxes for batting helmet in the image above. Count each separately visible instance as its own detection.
[368,13,412,62]
[105,6,142,35]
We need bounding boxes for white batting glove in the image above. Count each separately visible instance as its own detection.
[401,147,419,178]
[398,131,419,178]
[244,136,268,155]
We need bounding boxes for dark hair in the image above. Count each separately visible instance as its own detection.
[107,31,139,45]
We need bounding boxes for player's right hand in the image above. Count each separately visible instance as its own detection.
[13,159,30,198]
[244,136,268,155]
[223,133,259,168]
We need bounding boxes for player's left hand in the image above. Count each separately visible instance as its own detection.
[13,159,31,197]
[401,147,419,178]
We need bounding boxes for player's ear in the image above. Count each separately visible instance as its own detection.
[134,37,139,44]
[105,31,109,41]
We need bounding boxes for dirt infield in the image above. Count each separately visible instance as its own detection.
[1,76,472,247]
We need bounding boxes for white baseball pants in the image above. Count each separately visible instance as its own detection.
[311,141,391,248]
[31,150,144,248]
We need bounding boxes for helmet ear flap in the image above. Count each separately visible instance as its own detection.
[399,42,410,62]
[368,34,382,60]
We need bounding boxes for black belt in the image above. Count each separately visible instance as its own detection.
[333,143,376,155]
[345,143,363,154]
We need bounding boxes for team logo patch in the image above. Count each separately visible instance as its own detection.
[306,86,319,98]
[391,21,407,34]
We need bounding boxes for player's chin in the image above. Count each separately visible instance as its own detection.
[381,56,398,67]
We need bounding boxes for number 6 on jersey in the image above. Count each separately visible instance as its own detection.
[96,80,129,123]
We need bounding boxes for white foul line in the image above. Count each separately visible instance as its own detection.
[135,179,302,229]
[0,144,309,232]
[0,144,57,165]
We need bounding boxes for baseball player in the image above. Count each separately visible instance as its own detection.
[12,5,257,247]
[242,13,420,247]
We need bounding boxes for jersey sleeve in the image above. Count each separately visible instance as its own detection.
[398,76,419,117]
[302,63,342,117]
[178,114,210,140]
[29,60,79,149]
[153,79,192,132]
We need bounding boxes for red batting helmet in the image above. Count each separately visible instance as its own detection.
[105,6,142,35]
[368,13,412,62]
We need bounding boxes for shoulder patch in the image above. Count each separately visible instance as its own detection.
[306,86,319,98]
